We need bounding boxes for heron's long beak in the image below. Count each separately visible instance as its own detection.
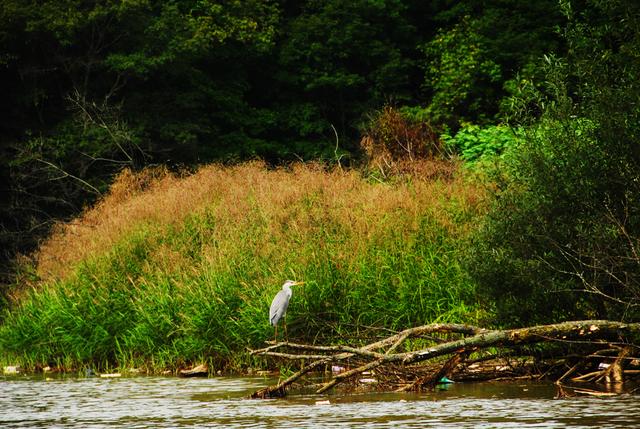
[293,281,305,286]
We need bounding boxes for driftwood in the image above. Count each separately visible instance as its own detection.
[249,320,640,398]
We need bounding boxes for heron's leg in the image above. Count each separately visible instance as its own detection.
[274,325,278,343]
[283,318,288,341]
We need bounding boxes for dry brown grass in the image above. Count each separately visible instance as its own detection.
[34,161,485,282]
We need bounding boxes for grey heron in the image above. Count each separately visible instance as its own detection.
[269,280,304,341]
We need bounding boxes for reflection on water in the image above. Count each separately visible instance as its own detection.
[1,375,640,428]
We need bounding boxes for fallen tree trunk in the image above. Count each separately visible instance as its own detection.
[249,320,640,398]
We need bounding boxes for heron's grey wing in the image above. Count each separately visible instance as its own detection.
[269,290,290,326]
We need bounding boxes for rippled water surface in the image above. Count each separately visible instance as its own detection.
[2,375,640,428]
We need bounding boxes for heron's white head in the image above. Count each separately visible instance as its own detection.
[283,280,304,289]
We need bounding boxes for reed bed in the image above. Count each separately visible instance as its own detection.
[0,161,486,372]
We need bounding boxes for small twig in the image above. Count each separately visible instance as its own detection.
[556,362,582,384]
[258,352,330,360]
[385,331,410,355]
[251,342,385,359]
[36,158,102,195]
[331,124,343,170]
[571,370,603,382]
[571,387,619,397]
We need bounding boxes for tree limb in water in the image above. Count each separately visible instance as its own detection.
[249,320,640,398]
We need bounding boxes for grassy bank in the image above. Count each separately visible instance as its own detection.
[0,161,486,373]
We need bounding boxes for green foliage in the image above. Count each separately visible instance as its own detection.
[0,0,566,163]
[421,18,502,128]
[467,0,640,326]
[275,0,416,148]
[420,1,564,128]
[1,0,279,156]
[442,124,523,163]
[448,1,564,79]
[466,118,608,325]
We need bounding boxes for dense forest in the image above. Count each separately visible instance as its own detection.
[1,0,640,371]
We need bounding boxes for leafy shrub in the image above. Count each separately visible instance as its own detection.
[466,0,640,325]
[442,124,523,163]
[466,117,612,326]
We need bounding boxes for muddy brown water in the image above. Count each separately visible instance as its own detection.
[1,375,640,428]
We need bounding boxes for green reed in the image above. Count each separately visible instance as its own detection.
[0,164,484,373]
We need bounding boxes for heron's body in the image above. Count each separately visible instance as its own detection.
[269,280,303,341]
[269,285,292,327]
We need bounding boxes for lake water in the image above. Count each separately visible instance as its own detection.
[1,375,639,428]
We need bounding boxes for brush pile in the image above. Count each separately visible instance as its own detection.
[250,320,640,398]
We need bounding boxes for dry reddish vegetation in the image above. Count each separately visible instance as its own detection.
[34,161,485,282]
[361,106,449,179]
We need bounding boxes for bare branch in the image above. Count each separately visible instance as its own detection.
[35,159,102,195]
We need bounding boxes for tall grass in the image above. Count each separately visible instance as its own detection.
[0,161,486,372]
